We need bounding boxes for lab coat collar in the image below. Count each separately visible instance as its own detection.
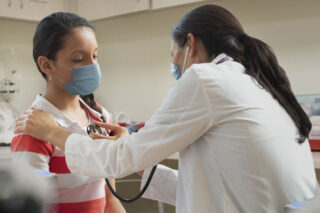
[31,94,102,129]
[212,53,233,64]
[211,53,245,73]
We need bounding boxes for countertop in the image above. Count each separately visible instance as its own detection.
[312,152,320,169]
[0,146,11,160]
[2,146,320,169]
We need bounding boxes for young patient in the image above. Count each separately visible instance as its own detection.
[11,12,126,213]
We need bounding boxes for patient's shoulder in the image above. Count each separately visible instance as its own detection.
[11,134,54,156]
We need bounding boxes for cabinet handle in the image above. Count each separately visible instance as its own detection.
[20,0,24,9]
[8,0,12,8]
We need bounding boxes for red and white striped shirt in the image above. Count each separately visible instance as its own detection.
[11,95,110,213]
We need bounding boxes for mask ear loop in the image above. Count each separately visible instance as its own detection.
[181,46,190,74]
[49,60,83,95]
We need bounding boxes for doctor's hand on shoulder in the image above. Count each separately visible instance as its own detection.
[15,109,72,150]
[15,109,61,141]
[14,109,129,151]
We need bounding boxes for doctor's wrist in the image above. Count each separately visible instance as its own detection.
[47,126,72,151]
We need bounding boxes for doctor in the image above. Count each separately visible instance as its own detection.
[15,4,317,213]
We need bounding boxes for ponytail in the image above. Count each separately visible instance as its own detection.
[240,34,311,143]
[81,94,106,122]
[172,4,311,143]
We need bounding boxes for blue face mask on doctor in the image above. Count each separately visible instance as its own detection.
[170,46,190,80]
[52,62,102,96]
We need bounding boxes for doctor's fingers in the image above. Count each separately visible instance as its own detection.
[14,119,36,135]
[14,120,27,134]
[15,113,34,128]
[94,122,120,130]
[90,133,118,140]
[15,114,28,123]
[94,122,128,136]
[16,109,42,122]
[15,111,40,127]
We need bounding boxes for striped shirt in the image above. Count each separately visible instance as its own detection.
[11,95,110,213]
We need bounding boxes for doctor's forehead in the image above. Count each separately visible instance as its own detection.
[171,40,179,53]
[61,27,98,53]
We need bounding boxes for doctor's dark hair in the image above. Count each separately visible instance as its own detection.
[172,4,311,143]
[33,12,105,122]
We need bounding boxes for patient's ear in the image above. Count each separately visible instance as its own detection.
[37,56,54,78]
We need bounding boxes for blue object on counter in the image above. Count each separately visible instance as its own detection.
[34,169,52,176]
[126,124,139,134]
[291,201,309,208]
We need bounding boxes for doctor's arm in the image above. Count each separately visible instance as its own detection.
[15,70,213,179]
[63,70,213,178]
[140,165,178,206]
[90,123,179,205]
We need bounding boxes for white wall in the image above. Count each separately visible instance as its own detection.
[0,19,45,114]
[1,0,320,121]
[93,0,320,121]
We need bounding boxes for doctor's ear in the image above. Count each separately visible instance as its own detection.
[186,33,196,57]
[37,56,54,77]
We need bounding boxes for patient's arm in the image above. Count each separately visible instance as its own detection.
[104,178,126,213]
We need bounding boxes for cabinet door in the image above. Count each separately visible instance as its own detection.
[77,0,150,21]
[0,0,76,21]
[152,0,205,10]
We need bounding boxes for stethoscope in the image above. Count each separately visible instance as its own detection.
[85,56,229,203]
[86,123,158,203]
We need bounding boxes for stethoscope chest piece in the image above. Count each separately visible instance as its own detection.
[86,124,103,135]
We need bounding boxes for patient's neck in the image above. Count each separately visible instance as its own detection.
[44,86,81,113]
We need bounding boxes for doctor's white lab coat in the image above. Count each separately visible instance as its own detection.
[64,54,317,213]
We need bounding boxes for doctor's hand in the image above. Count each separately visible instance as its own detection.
[14,109,72,150]
[90,122,129,141]
[15,109,58,141]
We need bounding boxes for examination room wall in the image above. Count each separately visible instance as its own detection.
[93,0,320,122]
[0,0,320,123]
[0,19,45,112]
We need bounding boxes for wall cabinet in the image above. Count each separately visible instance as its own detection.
[77,0,150,21]
[0,0,206,22]
[0,0,76,21]
[151,0,205,10]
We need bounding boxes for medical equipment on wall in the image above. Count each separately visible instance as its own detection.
[0,70,20,103]
[0,49,20,103]
[86,122,158,203]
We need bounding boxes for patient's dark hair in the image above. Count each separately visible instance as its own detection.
[33,12,105,122]
[172,4,311,143]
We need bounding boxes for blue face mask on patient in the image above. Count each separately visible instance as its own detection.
[54,63,102,96]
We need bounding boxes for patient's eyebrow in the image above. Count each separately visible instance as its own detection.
[71,50,85,55]
[71,48,98,55]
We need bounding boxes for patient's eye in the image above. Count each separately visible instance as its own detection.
[73,58,84,63]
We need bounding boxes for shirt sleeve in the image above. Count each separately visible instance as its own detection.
[11,134,54,171]
[65,68,213,178]
[140,164,178,206]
